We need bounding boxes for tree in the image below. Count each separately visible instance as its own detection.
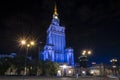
[26,59,43,76]
[118,66,120,74]
[0,57,12,75]
[36,60,43,76]
[12,56,25,75]
[50,62,59,76]
[43,60,59,76]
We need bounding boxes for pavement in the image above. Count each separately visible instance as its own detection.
[0,76,119,80]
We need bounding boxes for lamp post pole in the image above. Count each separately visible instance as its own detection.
[20,39,35,76]
[79,50,92,76]
[110,59,118,75]
[82,50,92,68]
[24,45,29,75]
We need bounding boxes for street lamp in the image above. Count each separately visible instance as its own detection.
[21,40,26,45]
[110,58,119,75]
[30,41,35,46]
[82,50,92,56]
[81,50,92,65]
[20,39,35,75]
[78,50,92,75]
[110,59,118,63]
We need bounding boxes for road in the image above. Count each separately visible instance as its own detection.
[0,76,118,80]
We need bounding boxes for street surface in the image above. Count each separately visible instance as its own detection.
[0,76,119,80]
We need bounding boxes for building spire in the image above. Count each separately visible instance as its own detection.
[52,0,59,25]
[54,2,58,15]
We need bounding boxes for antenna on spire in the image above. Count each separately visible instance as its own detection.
[54,1,58,15]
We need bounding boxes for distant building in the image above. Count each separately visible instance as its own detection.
[0,53,16,58]
[75,63,113,76]
[39,3,74,76]
[0,53,17,75]
[89,63,112,76]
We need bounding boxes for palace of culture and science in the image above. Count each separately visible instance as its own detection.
[39,4,74,76]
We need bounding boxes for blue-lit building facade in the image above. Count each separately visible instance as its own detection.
[39,4,74,76]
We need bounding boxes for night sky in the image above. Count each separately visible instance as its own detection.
[0,0,120,64]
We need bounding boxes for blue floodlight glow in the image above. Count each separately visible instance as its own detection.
[39,7,74,66]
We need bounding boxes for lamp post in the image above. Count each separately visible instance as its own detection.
[78,50,92,76]
[82,50,92,56]
[20,39,35,75]
[80,50,92,68]
[110,59,118,75]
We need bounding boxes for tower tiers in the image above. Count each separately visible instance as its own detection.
[39,3,74,66]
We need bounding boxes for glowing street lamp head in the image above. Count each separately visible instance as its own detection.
[27,44,30,47]
[114,59,117,62]
[21,40,26,45]
[111,59,118,62]
[83,50,86,53]
[82,52,86,56]
[82,50,86,56]
[110,60,112,62]
[82,50,92,56]
[30,41,35,46]
[88,51,91,55]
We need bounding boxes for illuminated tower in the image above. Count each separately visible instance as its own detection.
[39,3,74,66]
